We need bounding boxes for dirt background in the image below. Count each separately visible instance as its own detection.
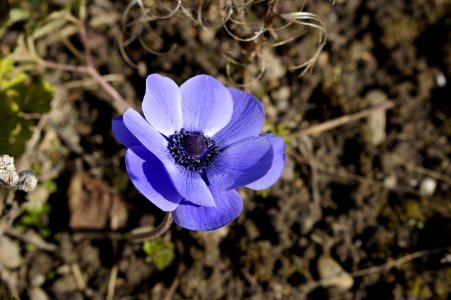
[0,0,450,299]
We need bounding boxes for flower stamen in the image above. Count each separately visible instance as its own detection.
[167,129,219,171]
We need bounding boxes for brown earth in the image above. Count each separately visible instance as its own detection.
[0,0,450,299]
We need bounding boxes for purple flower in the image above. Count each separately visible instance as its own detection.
[112,74,285,231]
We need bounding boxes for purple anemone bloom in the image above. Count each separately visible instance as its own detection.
[112,74,285,231]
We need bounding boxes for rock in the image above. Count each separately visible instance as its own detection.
[0,236,21,269]
[272,86,291,111]
[419,177,437,196]
[365,90,388,146]
[68,172,127,230]
[199,28,217,44]
[383,175,398,189]
[52,275,81,299]
[435,71,446,87]
[317,254,354,291]
[28,287,48,300]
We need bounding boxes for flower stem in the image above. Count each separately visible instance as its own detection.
[126,213,173,243]
[71,213,173,242]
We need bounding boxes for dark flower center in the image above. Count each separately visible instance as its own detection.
[167,129,219,171]
[183,134,206,156]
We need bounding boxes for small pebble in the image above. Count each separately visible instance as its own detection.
[383,175,397,189]
[28,287,49,300]
[365,90,388,145]
[409,179,418,187]
[317,254,354,291]
[419,177,437,196]
[435,71,446,87]
[0,236,21,269]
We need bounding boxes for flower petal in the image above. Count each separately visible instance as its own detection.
[172,185,243,231]
[246,134,286,190]
[142,74,183,136]
[123,108,215,208]
[112,115,141,148]
[180,75,233,136]
[213,88,264,146]
[164,164,216,207]
[122,108,172,164]
[126,146,182,211]
[206,135,274,190]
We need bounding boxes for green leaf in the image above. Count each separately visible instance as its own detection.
[143,239,175,270]
[256,189,269,198]
[0,57,14,81]
[0,8,30,38]
[0,113,32,156]
[19,78,53,113]
[0,289,17,300]
[30,10,69,39]
[0,57,53,155]
[0,72,27,92]
[14,202,51,239]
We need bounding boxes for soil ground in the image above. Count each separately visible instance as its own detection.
[0,0,450,299]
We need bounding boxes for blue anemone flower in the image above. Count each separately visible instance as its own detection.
[112,74,285,231]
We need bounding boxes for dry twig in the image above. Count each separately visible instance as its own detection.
[106,265,118,300]
[38,16,130,112]
[300,245,451,292]
[291,101,395,137]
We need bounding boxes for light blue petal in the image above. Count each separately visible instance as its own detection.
[142,74,183,136]
[180,75,233,136]
[172,185,243,231]
[213,88,264,146]
[246,134,285,190]
[112,115,141,148]
[123,108,215,207]
[163,164,216,207]
[122,108,172,164]
[206,135,274,190]
[126,146,182,211]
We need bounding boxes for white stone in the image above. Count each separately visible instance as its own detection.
[420,177,437,196]
[436,71,446,87]
[317,254,354,291]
